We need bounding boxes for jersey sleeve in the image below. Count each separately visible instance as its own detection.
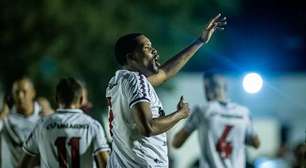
[92,121,110,155]
[183,106,202,133]
[122,73,151,108]
[23,124,40,156]
[245,109,258,145]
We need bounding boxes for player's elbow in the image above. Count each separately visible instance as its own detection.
[172,130,189,149]
[142,128,154,137]
[172,139,183,149]
[252,136,261,149]
[253,140,261,149]
[137,125,154,137]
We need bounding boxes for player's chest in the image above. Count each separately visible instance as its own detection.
[7,117,39,140]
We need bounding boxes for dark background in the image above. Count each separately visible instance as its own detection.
[1,0,305,111]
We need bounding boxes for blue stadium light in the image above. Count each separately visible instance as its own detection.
[242,72,263,94]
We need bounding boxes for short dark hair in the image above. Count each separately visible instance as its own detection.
[13,77,35,91]
[202,71,227,101]
[114,33,143,66]
[203,71,224,88]
[56,77,82,106]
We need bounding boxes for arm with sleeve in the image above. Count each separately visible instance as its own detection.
[123,73,152,109]
[93,121,110,155]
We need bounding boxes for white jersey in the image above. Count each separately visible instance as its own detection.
[23,109,110,168]
[0,102,41,168]
[106,70,168,168]
[183,101,257,168]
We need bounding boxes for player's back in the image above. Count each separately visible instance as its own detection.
[29,109,108,168]
[196,101,254,168]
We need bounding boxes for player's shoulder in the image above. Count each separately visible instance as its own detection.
[107,70,142,89]
[114,70,140,81]
[39,113,57,125]
[83,116,104,134]
[121,70,145,83]
[193,103,208,113]
[28,116,48,131]
[192,103,211,118]
[78,113,102,128]
[205,101,221,111]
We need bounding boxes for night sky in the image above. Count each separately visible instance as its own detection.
[186,0,305,73]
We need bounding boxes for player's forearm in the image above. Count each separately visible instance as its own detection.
[148,111,184,136]
[172,129,190,148]
[161,39,204,78]
[148,39,204,86]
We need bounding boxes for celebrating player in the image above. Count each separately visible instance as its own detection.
[106,14,227,167]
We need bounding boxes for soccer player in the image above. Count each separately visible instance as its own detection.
[0,78,41,168]
[20,78,110,168]
[106,14,227,167]
[172,72,260,168]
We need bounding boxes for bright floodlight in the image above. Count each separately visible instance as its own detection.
[242,72,263,94]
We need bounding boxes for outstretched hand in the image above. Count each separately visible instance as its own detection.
[199,13,227,44]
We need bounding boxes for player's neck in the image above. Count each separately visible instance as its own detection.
[59,104,80,109]
[123,65,152,77]
[211,94,227,103]
[16,102,34,117]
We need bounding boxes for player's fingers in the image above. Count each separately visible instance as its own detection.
[179,96,184,104]
[216,21,227,26]
[211,13,222,23]
[219,16,227,22]
[216,27,225,31]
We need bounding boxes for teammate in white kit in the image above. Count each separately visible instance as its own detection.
[106,14,227,168]
[172,72,261,168]
[0,78,41,168]
[20,78,110,168]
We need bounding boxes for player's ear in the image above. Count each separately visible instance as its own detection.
[32,89,36,100]
[79,95,84,106]
[126,53,138,63]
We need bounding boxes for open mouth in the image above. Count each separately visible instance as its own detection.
[154,59,161,67]
[156,61,161,67]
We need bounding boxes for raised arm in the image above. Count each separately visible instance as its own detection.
[148,13,227,86]
[132,96,190,137]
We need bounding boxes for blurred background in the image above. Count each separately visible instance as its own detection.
[0,0,305,167]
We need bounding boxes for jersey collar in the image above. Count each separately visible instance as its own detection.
[56,108,83,113]
[10,102,41,117]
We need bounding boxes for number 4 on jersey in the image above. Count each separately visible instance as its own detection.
[216,125,233,158]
